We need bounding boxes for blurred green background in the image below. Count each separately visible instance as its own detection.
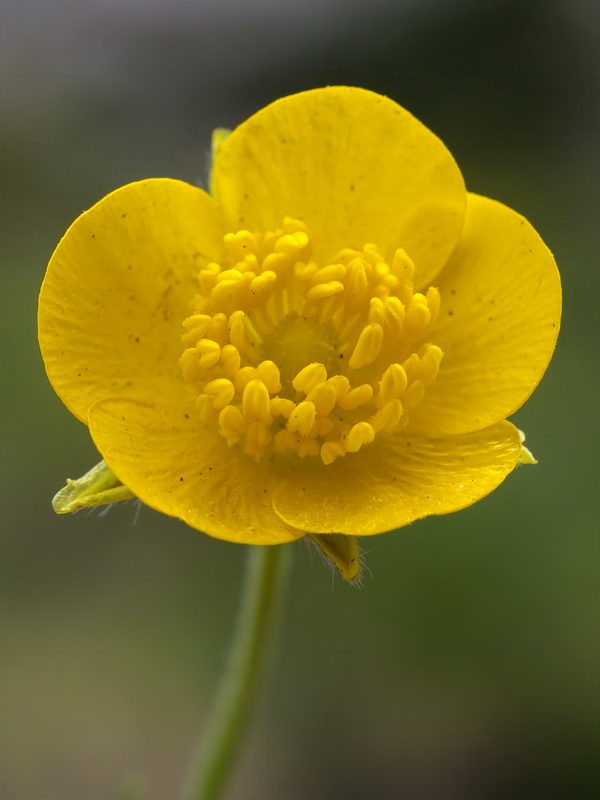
[1,0,598,798]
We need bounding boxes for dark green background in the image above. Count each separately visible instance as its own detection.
[1,0,597,797]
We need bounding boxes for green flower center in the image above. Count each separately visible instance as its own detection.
[180,218,443,463]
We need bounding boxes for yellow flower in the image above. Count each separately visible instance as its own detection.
[38,87,561,580]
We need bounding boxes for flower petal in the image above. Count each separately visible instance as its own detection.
[410,193,561,434]
[38,179,225,423]
[273,422,522,535]
[213,86,466,288]
[88,397,304,545]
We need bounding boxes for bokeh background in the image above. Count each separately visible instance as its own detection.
[1,0,598,798]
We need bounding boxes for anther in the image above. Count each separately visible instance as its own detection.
[349,323,383,369]
[338,383,373,410]
[313,264,347,283]
[403,380,426,411]
[320,440,346,466]
[196,339,221,369]
[207,313,229,346]
[250,271,277,295]
[255,360,282,393]
[180,348,202,384]
[218,405,245,444]
[391,248,415,281]
[426,286,441,325]
[204,378,235,410]
[370,399,403,434]
[417,345,443,385]
[306,382,337,417]
[292,363,327,394]
[275,231,309,256]
[327,375,350,402]
[211,274,249,310]
[345,422,375,453]
[345,260,369,310]
[305,281,345,303]
[404,295,431,338]
[181,314,212,346]
[287,401,317,437]
[224,230,259,262]
[228,311,246,352]
[270,397,295,418]
[368,297,386,327]
[378,363,408,404]
[242,380,272,423]
[220,344,241,379]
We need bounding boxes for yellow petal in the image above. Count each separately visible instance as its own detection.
[88,397,304,545]
[273,422,522,535]
[38,179,225,423]
[213,87,466,288]
[410,193,561,434]
[307,534,361,582]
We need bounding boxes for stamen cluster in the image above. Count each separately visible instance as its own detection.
[180,219,443,464]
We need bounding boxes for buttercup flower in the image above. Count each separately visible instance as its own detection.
[39,87,561,580]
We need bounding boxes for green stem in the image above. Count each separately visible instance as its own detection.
[181,544,291,800]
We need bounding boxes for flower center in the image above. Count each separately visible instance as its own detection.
[180,218,443,464]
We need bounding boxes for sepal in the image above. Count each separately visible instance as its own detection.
[517,428,538,465]
[308,533,361,582]
[52,460,135,513]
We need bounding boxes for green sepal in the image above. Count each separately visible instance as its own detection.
[52,460,135,514]
[517,428,538,465]
[209,127,232,196]
[308,533,361,582]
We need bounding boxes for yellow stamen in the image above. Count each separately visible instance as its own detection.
[196,339,221,369]
[180,220,443,464]
[346,421,376,453]
[378,363,408,405]
[242,380,272,424]
[348,323,383,369]
[287,401,316,437]
[204,378,236,409]
[292,363,328,394]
